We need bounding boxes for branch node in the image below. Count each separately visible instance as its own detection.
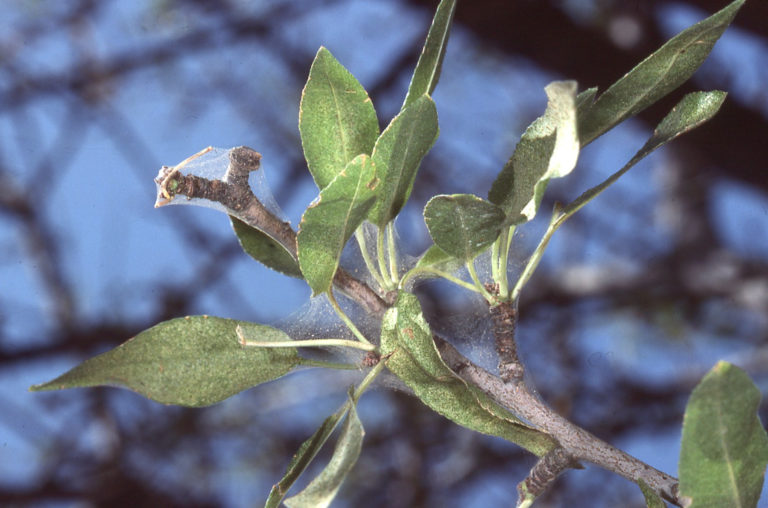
[361,351,381,367]
[517,447,579,506]
[226,146,262,189]
[489,299,524,382]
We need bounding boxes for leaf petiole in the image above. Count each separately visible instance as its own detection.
[491,225,514,296]
[376,226,395,290]
[355,229,389,290]
[240,337,376,352]
[386,221,399,284]
[510,204,562,301]
[353,359,387,401]
[300,359,363,371]
[466,258,494,302]
[328,290,372,345]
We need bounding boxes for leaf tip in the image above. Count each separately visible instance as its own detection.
[712,359,731,373]
[29,380,59,392]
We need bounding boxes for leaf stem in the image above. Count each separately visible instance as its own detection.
[510,205,562,301]
[300,359,362,370]
[399,265,481,294]
[328,290,372,345]
[244,338,375,352]
[438,270,481,293]
[466,258,494,302]
[355,229,388,290]
[386,222,399,284]
[376,226,394,289]
[352,359,386,401]
[493,225,514,297]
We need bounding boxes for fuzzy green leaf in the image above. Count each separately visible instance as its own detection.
[299,47,379,190]
[368,94,439,227]
[638,479,667,508]
[679,361,768,508]
[380,291,557,456]
[266,403,350,508]
[230,216,302,278]
[424,194,506,260]
[488,80,579,224]
[409,244,462,279]
[402,0,456,110]
[512,91,729,302]
[562,91,727,223]
[578,0,745,146]
[643,90,728,151]
[284,401,364,508]
[298,154,379,295]
[575,86,598,113]
[30,317,300,407]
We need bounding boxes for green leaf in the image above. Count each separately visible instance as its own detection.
[575,86,597,113]
[642,90,727,152]
[638,479,667,508]
[401,244,464,288]
[511,91,728,302]
[401,0,457,110]
[424,194,506,260]
[380,291,557,456]
[265,403,350,508]
[578,0,745,146]
[368,94,439,227]
[230,216,302,278]
[411,244,462,276]
[30,317,300,407]
[488,80,579,224]
[299,47,379,190]
[298,154,379,295]
[285,400,364,508]
[679,361,768,508]
[561,91,727,223]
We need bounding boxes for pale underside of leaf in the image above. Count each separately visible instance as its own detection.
[489,80,579,224]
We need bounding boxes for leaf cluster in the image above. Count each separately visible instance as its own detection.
[31,1,768,507]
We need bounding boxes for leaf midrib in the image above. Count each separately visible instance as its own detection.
[714,386,744,507]
[325,70,350,173]
[588,21,724,142]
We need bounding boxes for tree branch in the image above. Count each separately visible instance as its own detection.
[154,146,681,504]
[435,336,681,505]
[488,296,525,382]
[154,146,388,315]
